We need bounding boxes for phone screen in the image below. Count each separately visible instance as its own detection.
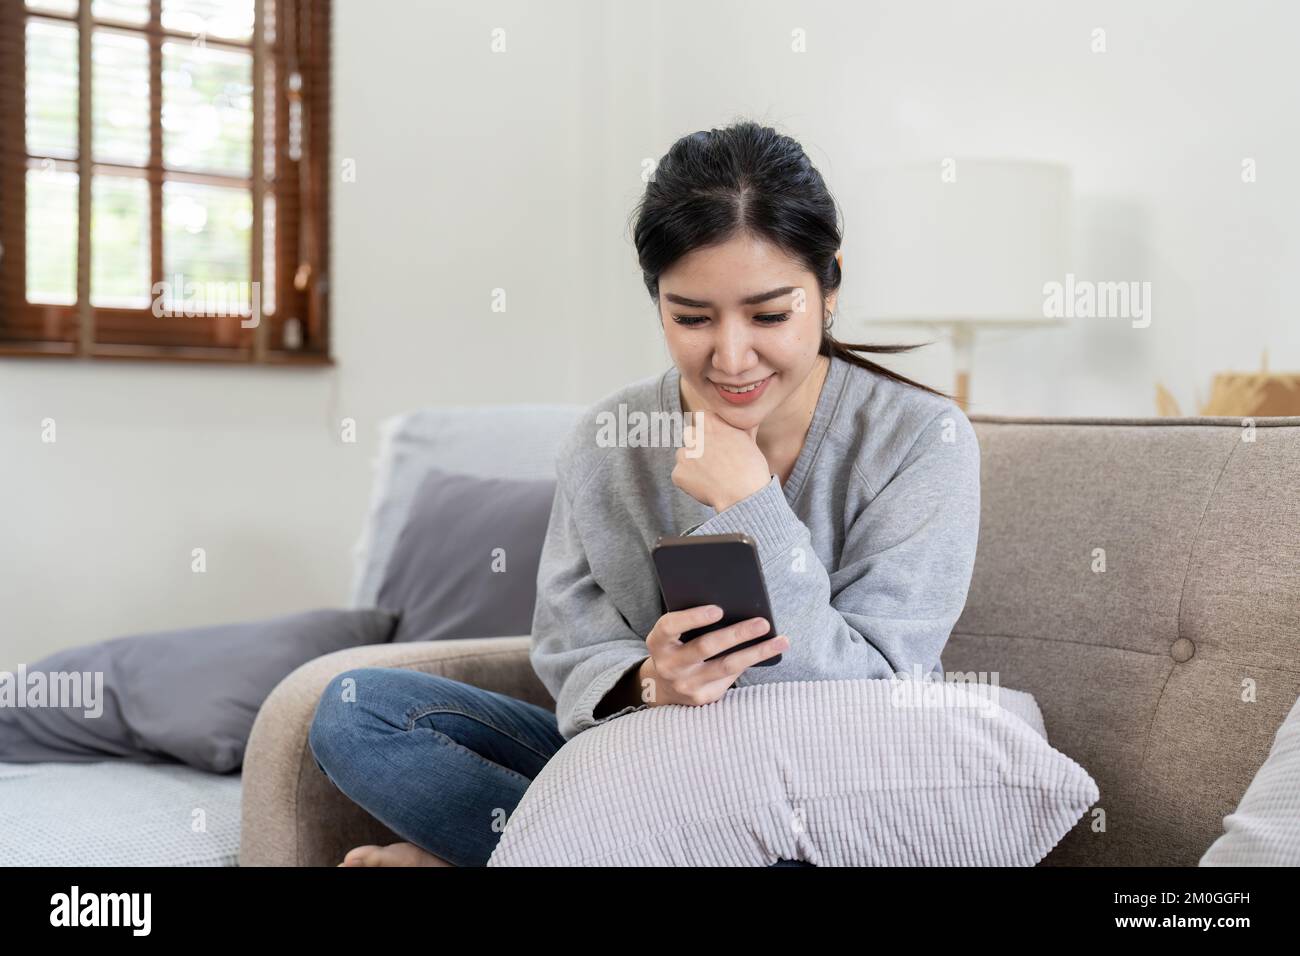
[651,533,780,665]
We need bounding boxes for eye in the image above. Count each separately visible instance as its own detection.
[671,312,791,327]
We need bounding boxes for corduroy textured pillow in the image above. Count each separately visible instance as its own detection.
[487,678,1099,866]
[1200,690,1300,866]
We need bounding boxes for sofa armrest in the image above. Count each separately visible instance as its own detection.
[238,636,551,866]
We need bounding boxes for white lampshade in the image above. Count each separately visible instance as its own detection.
[859,160,1071,326]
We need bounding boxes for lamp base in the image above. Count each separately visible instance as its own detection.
[952,325,974,412]
[955,369,970,412]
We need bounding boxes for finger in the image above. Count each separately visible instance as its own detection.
[688,616,771,662]
[660,604,724,642]
[697,634,789,687]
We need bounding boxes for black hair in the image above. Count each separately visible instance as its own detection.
[629,119,952,401]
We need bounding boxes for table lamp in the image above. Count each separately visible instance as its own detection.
[856,160,1072,410]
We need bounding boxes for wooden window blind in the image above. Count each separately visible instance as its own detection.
[0,0,331,363]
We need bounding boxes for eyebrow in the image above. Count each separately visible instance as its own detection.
[662,286,799,308]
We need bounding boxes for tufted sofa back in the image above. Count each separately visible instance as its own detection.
[946,415,1300,865]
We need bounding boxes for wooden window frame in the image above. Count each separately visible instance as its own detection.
[0,0,332,365]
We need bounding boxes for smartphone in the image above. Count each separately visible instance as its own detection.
[651,532,781,666]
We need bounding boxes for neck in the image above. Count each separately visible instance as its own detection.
[754,354,830,462]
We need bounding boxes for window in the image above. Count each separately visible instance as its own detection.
[0,0,331,363]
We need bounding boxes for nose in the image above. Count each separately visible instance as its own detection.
[710,315,757,377]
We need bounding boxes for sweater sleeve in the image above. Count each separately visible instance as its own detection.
[529,477,653,741]
[684,407,981,681]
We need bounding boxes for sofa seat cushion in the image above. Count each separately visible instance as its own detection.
[0,761,242,866]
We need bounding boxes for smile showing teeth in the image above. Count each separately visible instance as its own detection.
[716,376,770,393]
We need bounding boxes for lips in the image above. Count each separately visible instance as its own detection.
[711,373,774,405]
[713,376,770,390]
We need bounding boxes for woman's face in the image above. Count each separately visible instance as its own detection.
[658,233,838,431]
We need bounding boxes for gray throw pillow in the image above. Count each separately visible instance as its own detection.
[377,467,555,642]
[0,608,396,773]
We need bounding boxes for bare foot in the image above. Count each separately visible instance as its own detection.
[338,841,453,867]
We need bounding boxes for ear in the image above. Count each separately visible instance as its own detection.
[826,250,843,316]
[825,289,839,317]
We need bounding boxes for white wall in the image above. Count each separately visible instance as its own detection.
[3,0,1296,667]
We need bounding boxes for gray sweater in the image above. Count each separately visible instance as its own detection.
[529,354,982,741]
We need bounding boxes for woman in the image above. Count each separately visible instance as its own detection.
[308,120,981,867]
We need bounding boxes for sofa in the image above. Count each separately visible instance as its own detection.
[239,408,1300,867]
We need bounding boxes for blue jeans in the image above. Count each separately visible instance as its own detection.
[308,667,813,867]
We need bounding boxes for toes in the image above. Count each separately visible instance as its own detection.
[340,845,381,866]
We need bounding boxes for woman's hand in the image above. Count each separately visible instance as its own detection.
[640,604,789,708]
[672,410,771,512]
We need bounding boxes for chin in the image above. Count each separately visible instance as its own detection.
[716,407,759,424]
